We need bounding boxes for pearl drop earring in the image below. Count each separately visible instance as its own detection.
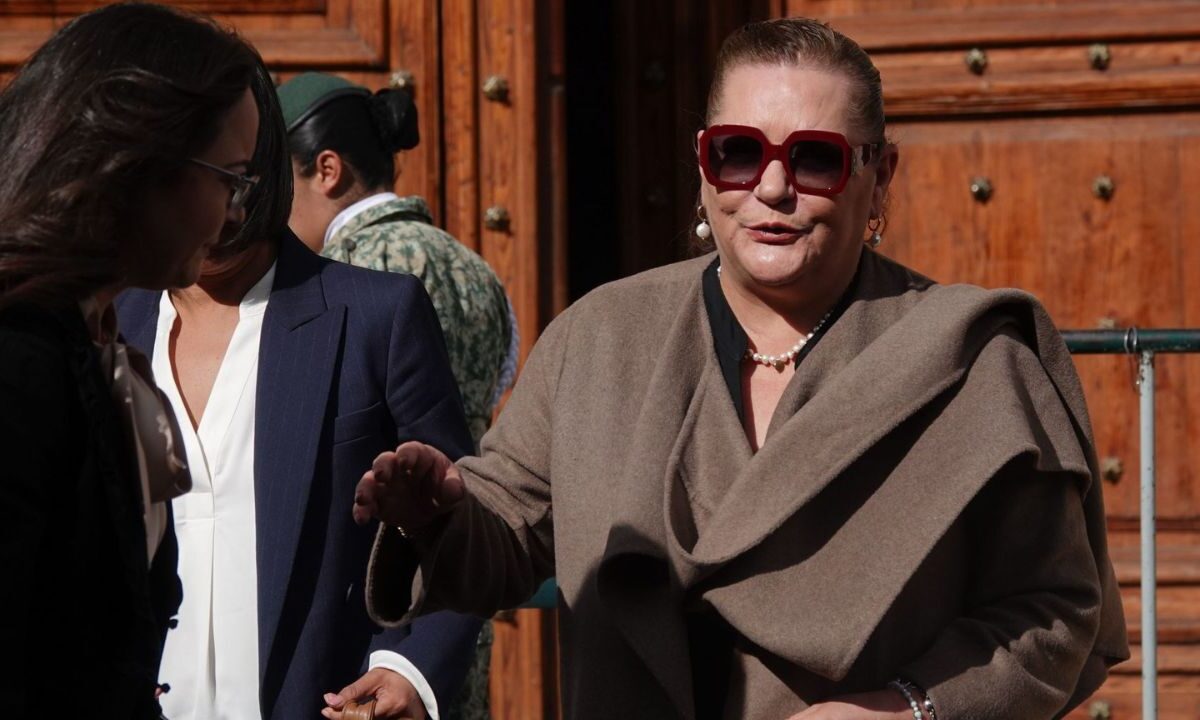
[695,205,712,240]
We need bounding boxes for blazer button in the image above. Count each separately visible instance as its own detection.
[345,583,354,602]
[344,239,357,252]
[167,618,179,629]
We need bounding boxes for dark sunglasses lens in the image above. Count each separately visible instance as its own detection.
[709,133,764,184]
[789,140,846,190]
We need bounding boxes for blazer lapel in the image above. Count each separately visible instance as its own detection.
[253,235,346,686]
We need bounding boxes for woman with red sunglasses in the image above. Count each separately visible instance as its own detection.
[353,17,1127,720]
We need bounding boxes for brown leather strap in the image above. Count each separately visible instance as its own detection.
[342,699,377,720]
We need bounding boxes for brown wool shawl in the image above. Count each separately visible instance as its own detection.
[367,249,1129,720]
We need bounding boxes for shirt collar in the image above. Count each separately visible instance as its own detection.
[323,192,401,248]
[239,261,277,319]
[158,261,277,326]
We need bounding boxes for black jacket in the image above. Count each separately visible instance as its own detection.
[0,302,181,719]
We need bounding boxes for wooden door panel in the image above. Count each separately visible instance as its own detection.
[1065,671,1200,720]
[389,0,442,222]
[878,40,1200,116]
[1119,643,1200,678]
[1110,531,1200,588]
[439,0,479,252]
[0,0,386,70]
[0,2,50,14]
[0,15,54,69]
[883,112,1200,522]
[1070,647,1200,720]
[1120,583,1200,645]
[607,2,774,282]
[878,40,1200,82]
[473,0,560,361]
[60,0,327,12]
[0,1,328,13]
[437,0,564,715]
[220,0,386,67]
[784,1,1200,50]
[491,609,557,720]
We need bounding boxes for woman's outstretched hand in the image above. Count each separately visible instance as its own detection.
[352,441,466,529]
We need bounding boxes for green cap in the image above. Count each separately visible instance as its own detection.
[277,72,371,132]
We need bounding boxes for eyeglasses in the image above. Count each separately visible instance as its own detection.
[189,158,260,213]
[698,124,883,198]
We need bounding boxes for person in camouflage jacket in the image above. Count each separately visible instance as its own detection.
[278,72,515,720]
[322,195,516,446]
[279,72,516,450]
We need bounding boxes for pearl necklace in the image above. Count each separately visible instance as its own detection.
[717,264,833,370]
[744,309,832,369]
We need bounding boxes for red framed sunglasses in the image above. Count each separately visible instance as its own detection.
[698,124,883,198]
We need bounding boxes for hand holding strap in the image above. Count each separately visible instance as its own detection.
[342,699,377,720]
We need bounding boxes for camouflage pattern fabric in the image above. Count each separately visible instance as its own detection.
[322,195,513,447]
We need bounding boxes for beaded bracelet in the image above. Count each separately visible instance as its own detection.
[888,678,938,720]
[887,679,923,720]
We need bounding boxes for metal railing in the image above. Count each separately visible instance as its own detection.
[1062,328,1200,720]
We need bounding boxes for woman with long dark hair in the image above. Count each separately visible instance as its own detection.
[0,4,289,716]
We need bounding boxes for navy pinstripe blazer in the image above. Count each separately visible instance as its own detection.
[116,232,482,720]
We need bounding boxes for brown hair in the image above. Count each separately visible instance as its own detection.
[706,17,885,142]
[0,2,292,311]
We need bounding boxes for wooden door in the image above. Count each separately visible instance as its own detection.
[436,0,564,715]
[565,0,777,298]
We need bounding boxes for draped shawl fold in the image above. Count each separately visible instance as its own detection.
[366,249,1128,720]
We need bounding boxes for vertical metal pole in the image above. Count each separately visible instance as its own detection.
[1140,351,1157,720]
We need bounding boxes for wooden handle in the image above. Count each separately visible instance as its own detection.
[342,699,376,720]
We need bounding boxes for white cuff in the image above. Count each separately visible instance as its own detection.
[368,650,440,720]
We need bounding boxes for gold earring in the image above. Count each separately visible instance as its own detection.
[866,216,883,248]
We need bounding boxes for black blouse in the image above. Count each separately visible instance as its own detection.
[700,257,854,421]
[690,257,856,719]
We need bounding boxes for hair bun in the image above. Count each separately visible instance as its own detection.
[368,88,419,152]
